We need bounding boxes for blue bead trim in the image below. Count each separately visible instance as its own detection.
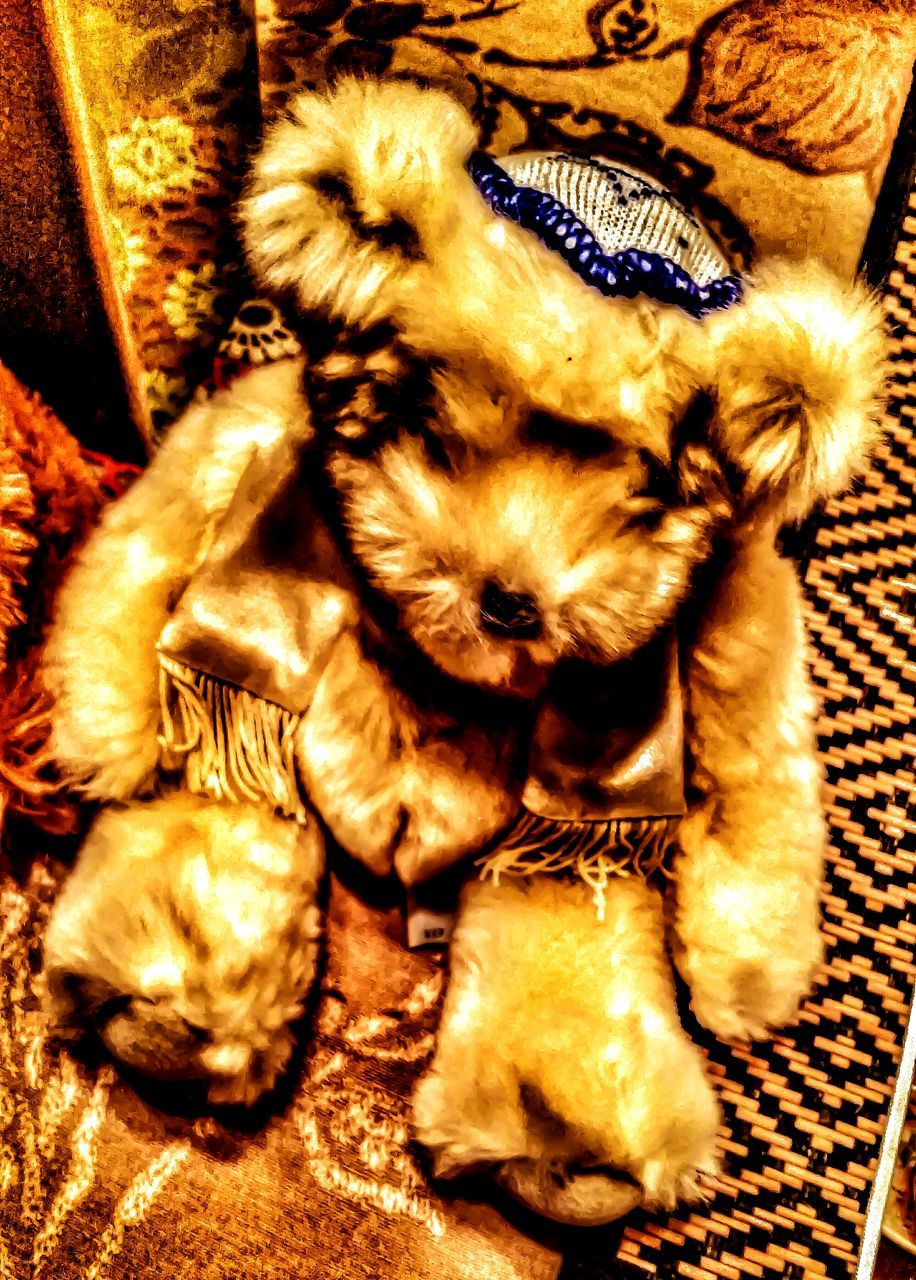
[467,152,743,319]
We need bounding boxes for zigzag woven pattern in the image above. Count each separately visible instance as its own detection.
[563,189,916,1280]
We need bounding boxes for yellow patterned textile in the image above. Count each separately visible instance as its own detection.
[255,0,915,275]
[41,0,258,442]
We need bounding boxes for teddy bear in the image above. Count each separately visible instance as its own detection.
[40,77,887,1226]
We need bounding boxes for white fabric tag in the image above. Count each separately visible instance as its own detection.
[406,895,454,950]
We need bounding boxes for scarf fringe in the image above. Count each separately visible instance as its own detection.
[157,657,681,894]
[158,655,306,822]
[477,812,680,921]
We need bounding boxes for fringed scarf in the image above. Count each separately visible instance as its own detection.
[478,629,685,915]
[156,431,686,916]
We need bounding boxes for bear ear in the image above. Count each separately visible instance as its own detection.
[240,77,477,331]
[702,260,888,521]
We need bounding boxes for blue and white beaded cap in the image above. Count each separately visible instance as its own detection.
[468,151,743,319]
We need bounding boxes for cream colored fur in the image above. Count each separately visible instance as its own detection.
[44,360,312,799]
[44,793,324,1105]
[674,512,826,1039]
[329,435,721,692]
[297,629,518,884]
[243,79,686,460]
[701,260,887,520]
[414,876,720,1214]
[44,77,888,1225]
[245,78,885,485]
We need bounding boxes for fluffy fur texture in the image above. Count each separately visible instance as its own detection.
[44,79,888,1218]
[44,793,324,1105]
[701,260,888,520]
[674,514,826,1040]
[327,387,728,693]
[296,628,519,884]
[413,875,720,1216]
[244,78,886,485]
[44,359,311,801]
[0,364,103,834]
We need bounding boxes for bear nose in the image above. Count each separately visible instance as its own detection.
[479,580,542,639]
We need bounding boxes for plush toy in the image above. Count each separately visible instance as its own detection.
[42,78,887,1226]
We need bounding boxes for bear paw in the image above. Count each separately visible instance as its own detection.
[413,874,720,1225]
[495,1141,719,1226]
[681,940,823,1043]
[44,794,324,1106]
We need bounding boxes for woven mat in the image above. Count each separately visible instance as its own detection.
[559,176,916,1279]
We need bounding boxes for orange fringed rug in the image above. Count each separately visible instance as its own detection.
[0,364,106,835]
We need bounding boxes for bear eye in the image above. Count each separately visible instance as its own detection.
[620,453,680,530]
[527,411,617,459]
[639,452,680,506]
[415,424,462,473]
[620,497,666,532]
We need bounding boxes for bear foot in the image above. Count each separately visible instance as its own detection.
[413,874,720,1225]
[44,793,324,1106]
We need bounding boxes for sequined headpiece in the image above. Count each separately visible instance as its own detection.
[469,151,742,318]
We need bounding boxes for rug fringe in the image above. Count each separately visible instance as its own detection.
[158,655,306,822]
[477,812,679,920]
